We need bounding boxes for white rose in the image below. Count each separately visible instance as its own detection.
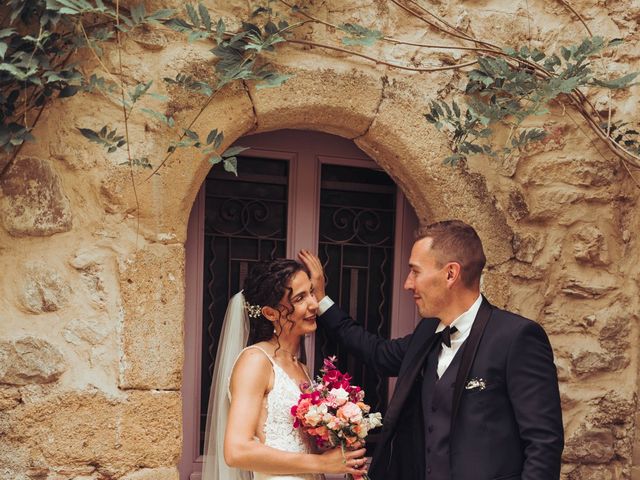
[367,412,382,429]
[304,405,323,426]
[329,387,350,406]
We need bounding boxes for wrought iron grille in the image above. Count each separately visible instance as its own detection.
[199,156,289,453]
[314,164,397,447]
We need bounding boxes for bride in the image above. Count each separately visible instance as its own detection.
[202,258,368,480]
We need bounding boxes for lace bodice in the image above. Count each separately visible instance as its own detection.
[241,346,322,480]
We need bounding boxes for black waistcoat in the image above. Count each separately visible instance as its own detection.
[422,340,464,479]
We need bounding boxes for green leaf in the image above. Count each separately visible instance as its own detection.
[199,3,211,31]
[206,128,219,145]
[424,113,437,124]
[592,71,639,89]
[186,4,200,28]
[543,54,561,71]
[184,129,199,140]
[339,23,383,47]
[0,63,29,80]
[131,3,146,24]
[561,46,571,61]
[188,30,210,42]
[78,127,100,142]
[222,146,249,157]
[265,21,278,35]
[223,157,238,175]
[57,7,80,15]
[452,100,461,118]
[531,49,545,62]
[214,131,224,149]
[0,43,7,60]
[215,18,225,43]
[58,85,79,97]
[145,8,175,23]
[140,108,174,127]
[0,29,15,39]
[255,72,292,89]
[251,6,270,17]
[208,154,222,165]
[443,153,465,166]
[166,18,193,32]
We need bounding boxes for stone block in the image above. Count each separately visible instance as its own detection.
[566,465,615,480]
[564,427,616,464]
[573,225,610,266]
[0,386,21,410]
[120,467,179,480]
[570,350,629,377]
[19,263,71,314]
[63,317,110,347]
[512,232,545,263]
[69,248,109,310]
[0,157,72,236]
[249,50,384,138]
[119,244,184,389]
[559,274,618,299]
[0,390,181,477]
[0,337,66,386]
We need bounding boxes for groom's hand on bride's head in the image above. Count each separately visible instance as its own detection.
[298,249,326,300]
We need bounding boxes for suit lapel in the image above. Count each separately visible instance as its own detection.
[450,297,493,431]
[380,320,438,436]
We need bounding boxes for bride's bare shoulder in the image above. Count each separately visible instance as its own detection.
[233,344,273,375]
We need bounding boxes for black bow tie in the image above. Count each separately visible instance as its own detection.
[440,326,458,348]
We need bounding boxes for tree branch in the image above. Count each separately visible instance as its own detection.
[556,0,593,37]
[286,38,477,72]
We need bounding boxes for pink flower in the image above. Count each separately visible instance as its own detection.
[337,402,363,423]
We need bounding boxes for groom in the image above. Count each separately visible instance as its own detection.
[301,220,563,480]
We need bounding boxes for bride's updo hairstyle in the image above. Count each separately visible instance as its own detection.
[243,258,310,345]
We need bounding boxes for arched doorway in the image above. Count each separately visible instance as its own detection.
[180,129,419,479]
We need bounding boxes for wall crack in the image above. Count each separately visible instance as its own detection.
[242,80,259,133]
[355,73,388,141]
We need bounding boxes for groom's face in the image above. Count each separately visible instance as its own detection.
[404,237,449,318]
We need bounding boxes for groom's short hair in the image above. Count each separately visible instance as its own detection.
[416,220,486,288]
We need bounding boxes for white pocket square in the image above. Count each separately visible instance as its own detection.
[464,378,487,391]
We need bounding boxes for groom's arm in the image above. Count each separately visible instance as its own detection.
[506,321,564,479]
[318,300,413,377]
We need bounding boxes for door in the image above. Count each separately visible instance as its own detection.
[180,129,419,479]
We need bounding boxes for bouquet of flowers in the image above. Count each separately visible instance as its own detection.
[291,356,383,479]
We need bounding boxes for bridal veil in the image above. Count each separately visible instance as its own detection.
[201,291,253,480]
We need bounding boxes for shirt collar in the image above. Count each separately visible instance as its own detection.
[435,294,483,335]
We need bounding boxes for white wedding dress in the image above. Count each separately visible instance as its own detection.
[241,346,323,480]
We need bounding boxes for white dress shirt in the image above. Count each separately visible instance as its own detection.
[317,294,483,378]
[435,294,482,378]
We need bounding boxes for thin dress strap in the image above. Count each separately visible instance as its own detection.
[227,345,275,399]
[242,345,276,365]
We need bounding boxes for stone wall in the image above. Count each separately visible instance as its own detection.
[0,0,639,479]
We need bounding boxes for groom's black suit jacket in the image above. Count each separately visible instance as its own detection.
[318,297,564,480]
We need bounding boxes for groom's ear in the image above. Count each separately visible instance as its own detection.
[445,262,462,286]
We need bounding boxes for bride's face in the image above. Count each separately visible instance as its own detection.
[275,270,319,338]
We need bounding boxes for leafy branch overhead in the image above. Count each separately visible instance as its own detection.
[1,0,639,183]
[425,36,639,166]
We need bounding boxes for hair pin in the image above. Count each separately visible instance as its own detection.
[244,301,262,319]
